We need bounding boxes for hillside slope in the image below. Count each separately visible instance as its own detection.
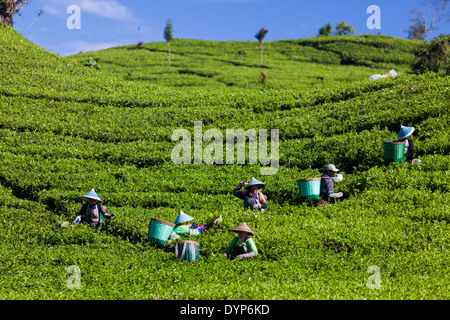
[0,25,449,300]
[67,35,421,90]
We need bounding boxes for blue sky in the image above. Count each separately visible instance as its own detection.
[13,0,450,56]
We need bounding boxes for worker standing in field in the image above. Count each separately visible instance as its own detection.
[398,125,415,162]
[169,210,222,241]
[233,177,267,211]
[222,222,258,261]
[71,189,115,229]
[319,164,343,205]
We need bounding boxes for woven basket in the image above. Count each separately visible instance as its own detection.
[383,140,405,164]
[296,178,321,201]
[148,218,176,247]
[174,240,200,262]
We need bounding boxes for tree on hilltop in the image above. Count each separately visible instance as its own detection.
[255,27,268,65]
[318,23,332,36]
[0,0,30,26]
[407,0,449,41]
[164,19,173,69]
[334,21,356,36]
[407,12,427,40]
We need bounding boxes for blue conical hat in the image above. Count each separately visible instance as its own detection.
[174,210,194,224]
[245,177,265,190]
[82,188,101,201]
[398,125,414,140]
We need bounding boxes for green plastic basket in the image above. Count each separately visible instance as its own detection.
[148,218,176,247]
[296,178,321,201]
[383,140,405,164]
[175,240,200,262]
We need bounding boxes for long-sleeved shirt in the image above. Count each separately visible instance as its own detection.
[223,237,258,259]
[169,224,204,240]
[320,174,334,198]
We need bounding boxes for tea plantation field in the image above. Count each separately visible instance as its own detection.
[0,25,449,300]
[68,34,419,91]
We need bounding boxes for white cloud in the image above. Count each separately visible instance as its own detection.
[44,0,137,22]
[77,0,136,22]
[43,4,61,16]
[60,40,128,56]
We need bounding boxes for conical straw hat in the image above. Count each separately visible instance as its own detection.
[174,210,194,224]
[245,177,265,190]
[398,125,414,140]
[231,222,254,236]
[81,188,101,201]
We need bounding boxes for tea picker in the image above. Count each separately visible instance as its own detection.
[223,222,258,261]
[319,164,343,206]
[71,189,115,229]
[233,177,268,211]
[398,125,418,163]
[168,210,222,241]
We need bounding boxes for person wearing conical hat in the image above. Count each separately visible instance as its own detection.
[169,210,222,240]
[223,222,258,261]
[233,177,267,211]
[71,188,115,229]
[319,164,343,206]
[398,125,415,162]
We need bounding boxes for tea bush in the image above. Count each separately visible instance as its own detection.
[411,34,450,74]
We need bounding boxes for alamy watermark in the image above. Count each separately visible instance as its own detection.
[66,265,81,289]
[171,121,279,175]
[367,5,381,30]
[366,265,381,289]
[66,5,380,31]
[67,5,81,30]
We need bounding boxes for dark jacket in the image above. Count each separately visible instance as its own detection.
[404,138,415,161]
[320,174,334,200]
